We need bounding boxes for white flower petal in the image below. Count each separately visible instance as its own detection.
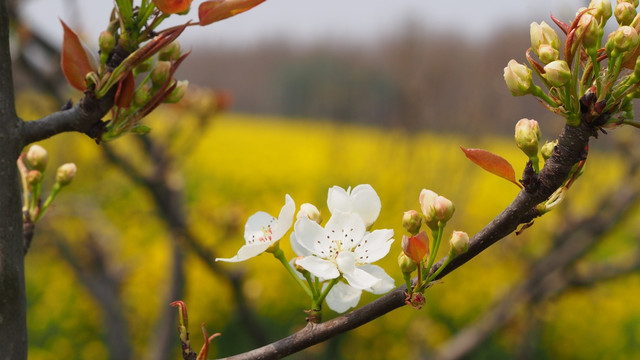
[294,217,329,256]
[359,264,395,294]
[349,184,381,226]
[327,186,350,214]
[215,242,271,262]
[244,211,276,244]
[290,232,311,257]
[355,229,394,264]
[325,282,362,313]
[271,194,295,239]
[325,211,366,252]
[343,267,380,290]
[296,256,340,279]
[336,251,356,275]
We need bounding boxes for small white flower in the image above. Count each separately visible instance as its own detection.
[216,194,295,262]
[293,210,394,292]
[327,184,381,227]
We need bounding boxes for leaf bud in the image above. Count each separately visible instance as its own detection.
[402,210,422,235]
[515,118,541,159]
[504,60,533,96]
[540,139,558,161]
[55,163,77,186]
[543,60,571,87]
[296,203,322,224]
[449,231,469,257]
[401,232,429,263]
[26,145,48,172]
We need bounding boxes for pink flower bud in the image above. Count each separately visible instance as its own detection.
[26,145,48,172]
[449,231,469,257]
[433,196,454,222]
[56,163,77,186]
[402,210,422,235]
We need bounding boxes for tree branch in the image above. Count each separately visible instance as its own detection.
[215,119,595,359]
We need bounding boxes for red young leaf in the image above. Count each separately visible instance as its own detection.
[114,71,135,108]
[198,0,266,26]
[153,0,193,14]
[60,20,96,91]
[460,146,522,189]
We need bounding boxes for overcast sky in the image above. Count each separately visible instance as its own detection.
[20,0,587,47]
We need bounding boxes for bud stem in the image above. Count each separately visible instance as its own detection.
[272,247,315,300]
[35,182,62,222]
[422,222,446,284]
[530,84,558,108]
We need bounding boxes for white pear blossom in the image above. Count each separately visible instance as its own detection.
[327,184,381,227]
[216,194,295,262]
[292,209,394,311]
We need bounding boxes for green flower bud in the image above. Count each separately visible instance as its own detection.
[433,196,455,223]
[296,203,322,224]
[133,84,151,107]
[449,231,469,257]
[530,21,560,57]
[504,60,533,96]
[578,13,604,53]
[26,145,48,172]
[515,118,541,159]
[398,252,417,274]
[158,41,182,61]
[134,56,154,76]
[164,80,189,103]
[99,31,115,55]
[56,163,77,186]
[588,0,613,26]
[615,1,637,26]
[538,44,559,64]
[541,139,558,161]
[543,60,571,87]
[402,210,422,235]
[606,25,640,56]
[150,61,171,88]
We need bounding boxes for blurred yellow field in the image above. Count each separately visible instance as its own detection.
[19,96,640,359]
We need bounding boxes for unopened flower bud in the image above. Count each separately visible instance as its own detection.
[398,252,417,274]
[402,210,422,235]
[504,60,533,96]
[26,145,48,172]
[606,25,640,56]
[134,56,154,76]
[158,41,182,61]
[449,231,469,257]
[537,44,559,64]
[297,203,322,224]
[56,163,77,186]
[588,0,613,26]
[99,31,115,55]
[164,80,189,103]
[541,139,558,161]
[515,118,541,159]
[419,189,440,230]
[433,196,454,222]
[615,1,637,26]
[578,13,603,53]
[530,21,559,57]
[26,170,42,186]
[401,232,429,263]
[150,61,171,88]
[133,84,151,107]
[543,60,571,87]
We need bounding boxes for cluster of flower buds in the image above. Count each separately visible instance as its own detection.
[399,189,469,301]
[504,0,640,130]
[18,145,77,224]
[59,0,267,142]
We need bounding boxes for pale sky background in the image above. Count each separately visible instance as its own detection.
[19,0,588,47]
